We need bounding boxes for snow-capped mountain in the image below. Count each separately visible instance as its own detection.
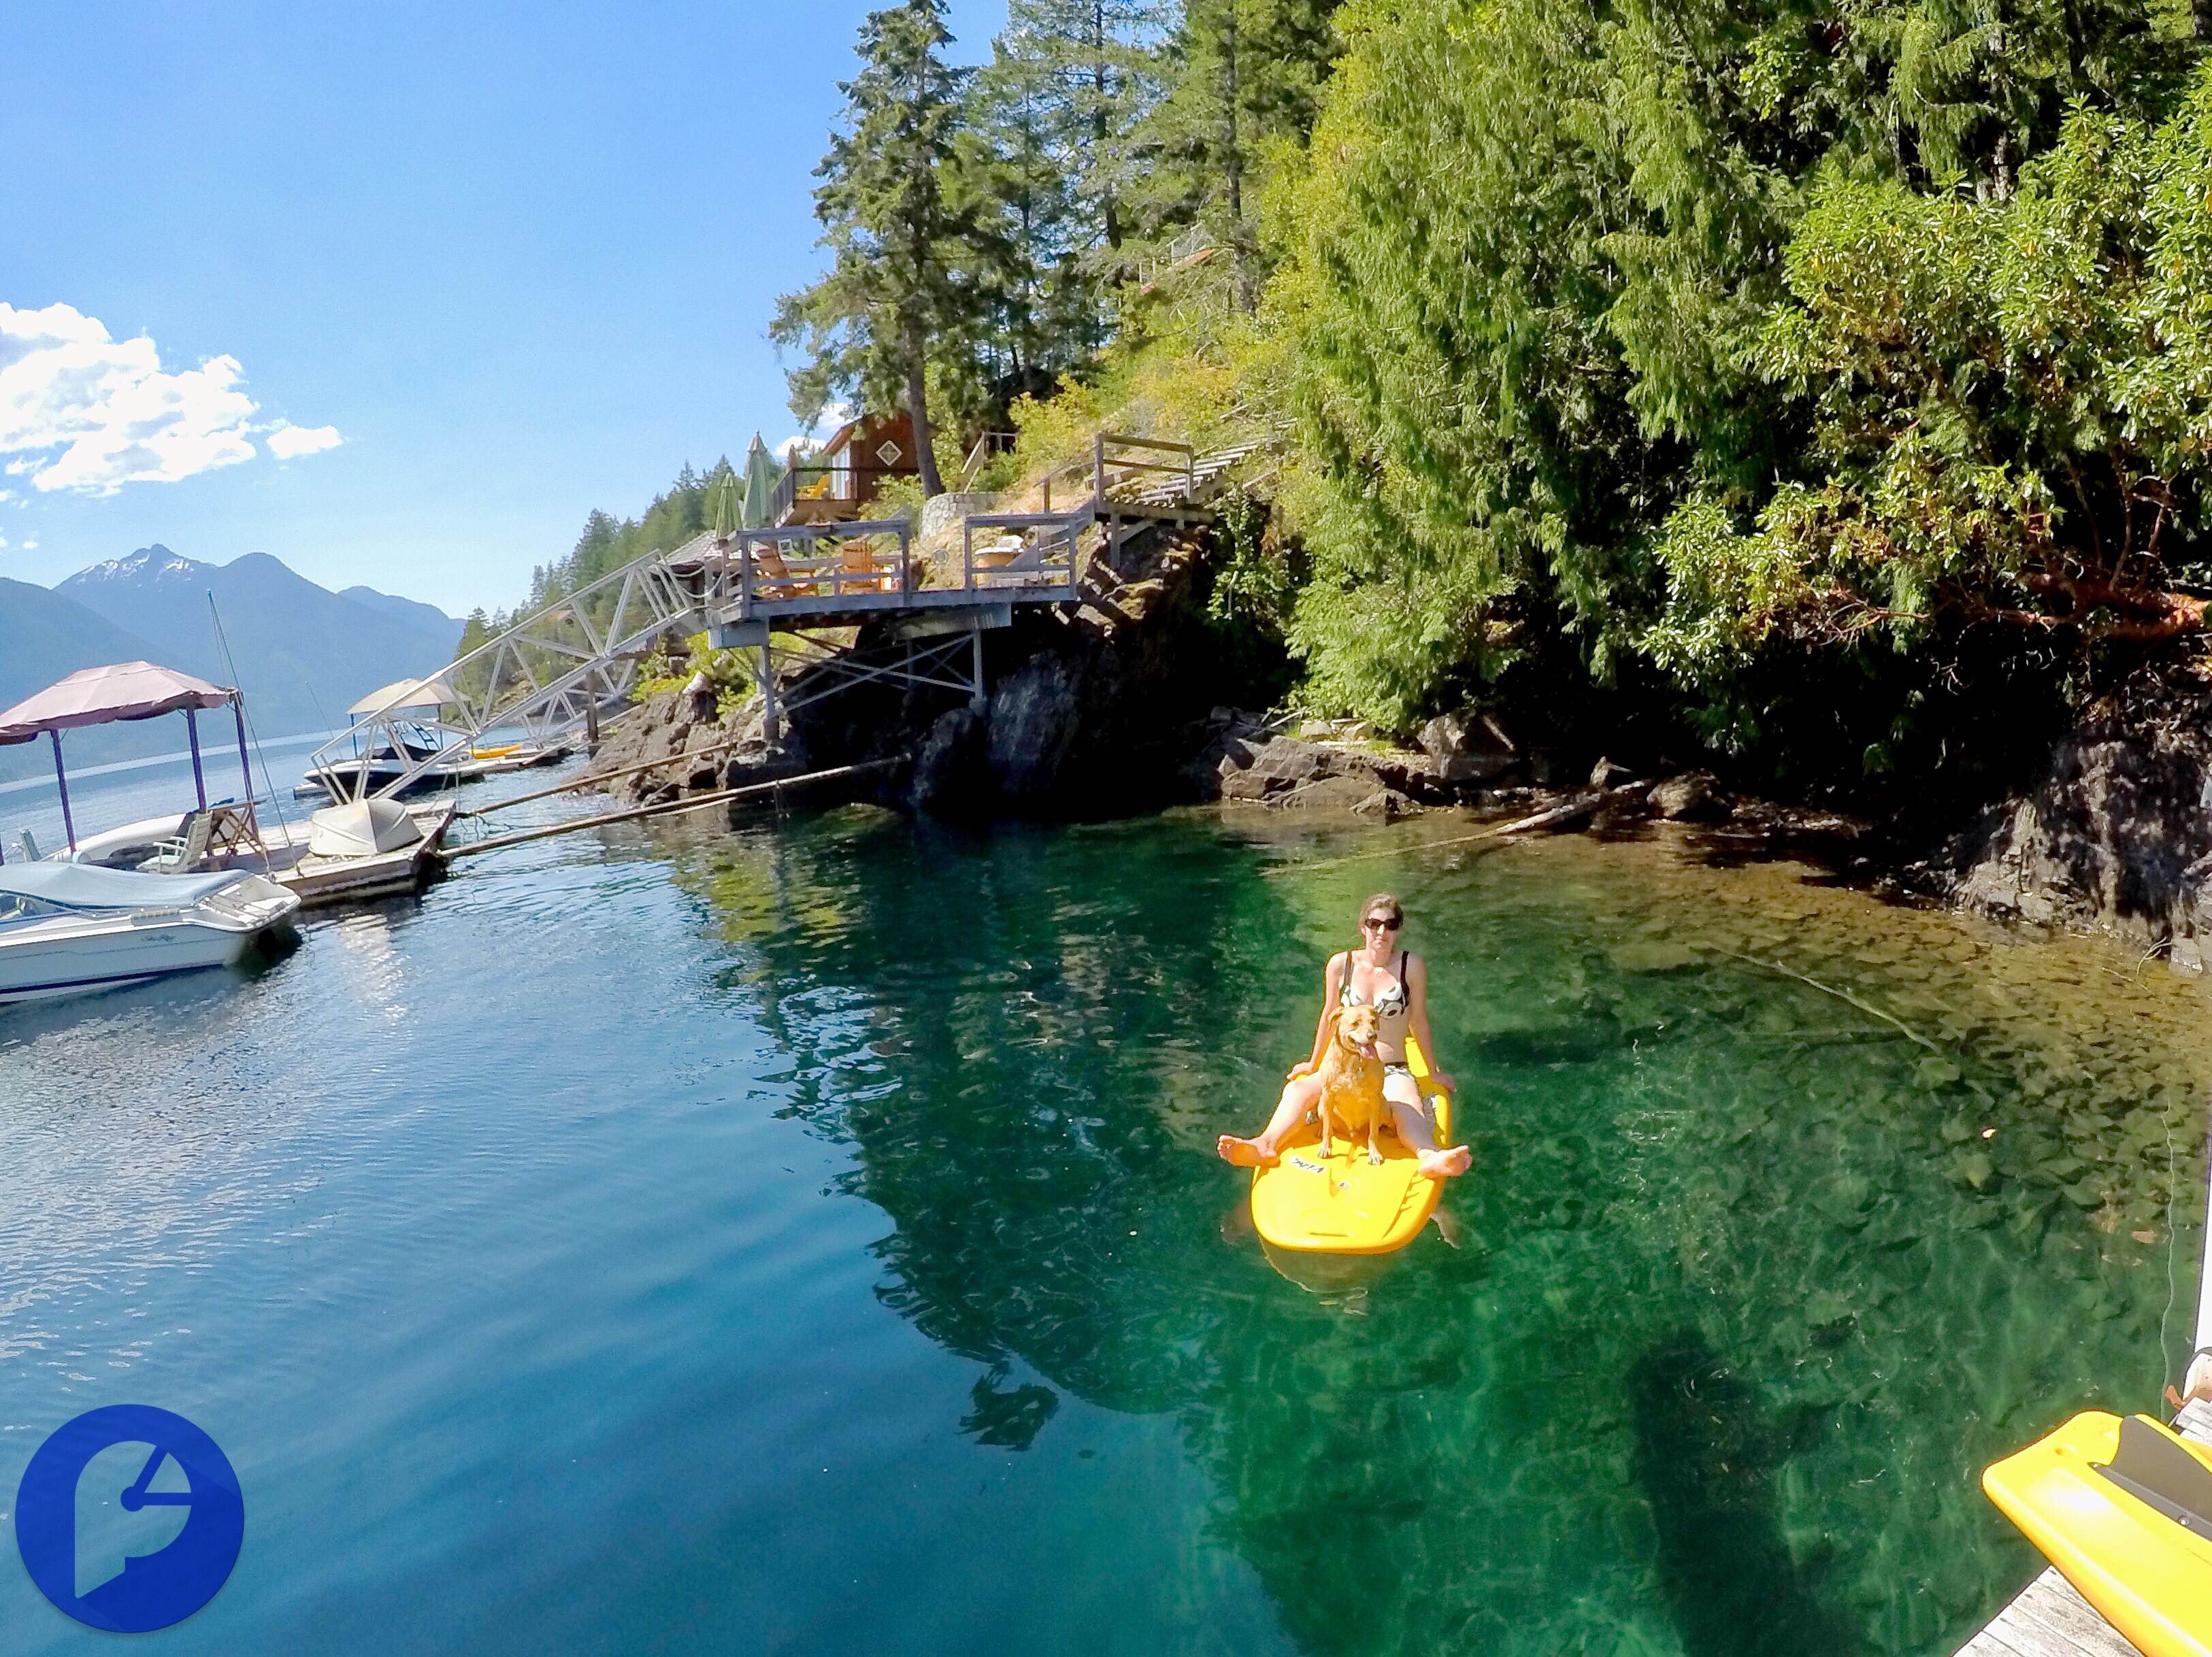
[0,546,462,782]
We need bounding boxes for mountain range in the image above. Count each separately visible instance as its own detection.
[0,546,461,784]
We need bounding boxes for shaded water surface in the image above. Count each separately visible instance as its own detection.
[3,797,2207,1655]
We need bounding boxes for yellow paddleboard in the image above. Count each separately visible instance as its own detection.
[1983,1411,2212,1657]
[1249,1035,1455,1256]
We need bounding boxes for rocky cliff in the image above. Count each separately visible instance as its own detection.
[1922,660,2212,969]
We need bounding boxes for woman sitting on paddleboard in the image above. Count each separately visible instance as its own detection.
[1217,892,1472,1179]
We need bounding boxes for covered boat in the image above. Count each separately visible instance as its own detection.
[0,863,298,1003]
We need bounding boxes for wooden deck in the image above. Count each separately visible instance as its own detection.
[1954,1397,2212,1657]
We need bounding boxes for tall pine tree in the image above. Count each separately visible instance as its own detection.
[1136,0,1342,309]
[774,0,972,497]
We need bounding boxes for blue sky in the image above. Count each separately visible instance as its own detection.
[1,2,1008,615]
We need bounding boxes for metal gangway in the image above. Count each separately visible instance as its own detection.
[316,432,1229,799]
[307,548,710,804]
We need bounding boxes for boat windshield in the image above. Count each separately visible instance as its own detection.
[0,893,61,927]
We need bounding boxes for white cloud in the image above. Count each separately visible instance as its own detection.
[776,401,854,459]
[0,301,337,496]
[265,422,342,459]
[20,539,35,550]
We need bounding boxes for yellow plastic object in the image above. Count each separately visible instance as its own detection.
[1249,1035,1455,1256]
[472,743,522,759]
[1983,1410,2212,1657]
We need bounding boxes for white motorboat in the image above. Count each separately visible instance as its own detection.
[0,864,299,1004]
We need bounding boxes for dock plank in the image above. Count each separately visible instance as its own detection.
[1953,1402,2212,1657]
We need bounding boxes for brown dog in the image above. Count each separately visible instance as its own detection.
[1316,1001,1387,1165]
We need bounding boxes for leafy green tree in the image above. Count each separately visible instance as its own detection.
[1261,0,2205,732]
[1650,78,2212,686]
[774,0,974,497]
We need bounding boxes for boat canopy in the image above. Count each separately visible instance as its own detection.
[0,659,255,860]
[0,661,236,746]
[348,676,450,718]
[0,863,248,910]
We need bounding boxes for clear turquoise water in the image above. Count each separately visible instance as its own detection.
[3,779,2206,1654]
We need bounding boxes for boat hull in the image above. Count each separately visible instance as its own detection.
[0,875,299,1005]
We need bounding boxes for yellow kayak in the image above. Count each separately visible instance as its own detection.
[1249,1035,1455,1256]
[1983,1411,2212,1657]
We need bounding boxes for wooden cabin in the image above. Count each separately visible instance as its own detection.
[774,411,921,526]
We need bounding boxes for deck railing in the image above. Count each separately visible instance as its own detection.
[958,430,1019,491]
[1040,433,1195,512]
[768,462,920,527]
[960,504,1091,601]
[701,519,917,618]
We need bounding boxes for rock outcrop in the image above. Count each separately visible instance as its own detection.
[1929,662,2212,967]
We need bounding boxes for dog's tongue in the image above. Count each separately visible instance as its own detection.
[1357,1041,1376,1058]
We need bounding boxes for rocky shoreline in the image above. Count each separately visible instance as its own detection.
[578,520,2212,972]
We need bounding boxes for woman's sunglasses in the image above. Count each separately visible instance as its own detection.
[1363,916,1401,931]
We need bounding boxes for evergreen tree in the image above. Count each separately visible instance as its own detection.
[995,0,1168,294]
[773,0,973,497]
[1136,0,1342,309]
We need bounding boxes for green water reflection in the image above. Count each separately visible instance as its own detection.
[684,807,2210,1657]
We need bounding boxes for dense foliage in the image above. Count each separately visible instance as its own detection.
[496,0,2212,806]
[1262,0,2211,777]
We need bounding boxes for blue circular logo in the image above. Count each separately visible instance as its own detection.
[15,1405,243,1633]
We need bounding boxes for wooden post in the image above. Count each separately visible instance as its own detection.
[1093,432,1106,511]
[759,639,778,748]
[969,621,987,714]
[584,694,601,753]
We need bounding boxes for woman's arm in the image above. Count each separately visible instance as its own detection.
[1407,954,1455,1091]
[1290,953,1344,1079]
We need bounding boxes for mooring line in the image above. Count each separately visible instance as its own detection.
[1711,947,1944,1054]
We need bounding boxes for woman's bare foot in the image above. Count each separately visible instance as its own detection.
[1217,1134,1281,1168]
[1416,1144,1472,1179]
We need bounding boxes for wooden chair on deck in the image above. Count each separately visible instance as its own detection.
[748,543,816,600]
[838,539,899,594]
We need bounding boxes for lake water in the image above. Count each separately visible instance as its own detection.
[3,782,2208,1655]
